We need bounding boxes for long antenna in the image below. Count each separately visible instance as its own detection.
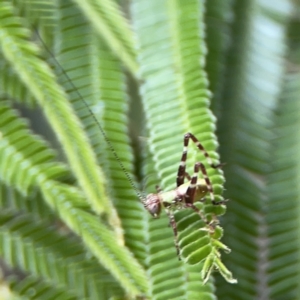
[35,29,146,204]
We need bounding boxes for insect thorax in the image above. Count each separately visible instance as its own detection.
[161,178,208,210]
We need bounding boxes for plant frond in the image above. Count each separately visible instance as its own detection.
[266,74,300,299]
[204,0,232,115]
[0,1,119,227]
[49,0,146,263]
[71,0,138,75]
[0,56,36,106]
[131,0,233,297]
[0,103,68,194]
[0,101,147,296]
[14,0,56,48]
[12,0,55,29]
[8,276,82,300]
[216,1,291,298]
[0,208,123,299]
[40,181,148,296]
[0,179,57,223]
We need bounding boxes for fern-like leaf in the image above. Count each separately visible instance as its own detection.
[131,0,234,297]
[50,0,146,263]
[0,103,68,194]
[71,0,138,75]
[0,102,147,296]
[267,74,300,299]
[216,1,291,299]
[0,1,118,225]
[0,208,123,299]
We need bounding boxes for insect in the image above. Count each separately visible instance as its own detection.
[35,31,226,258]
[144,132,226,256]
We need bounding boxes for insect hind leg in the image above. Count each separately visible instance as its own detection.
[185,133,227,205]
[176,135,191,187]
[185,132,223,169]
[176,132,222,188]
[184,162,208,222]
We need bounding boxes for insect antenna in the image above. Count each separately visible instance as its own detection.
[34,29,146,205]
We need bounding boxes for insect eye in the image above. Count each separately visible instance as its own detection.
[149,204,161,218]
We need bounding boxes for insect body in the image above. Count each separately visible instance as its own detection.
[145,178,208,218]
[40,39,226,259]
[144,132,225,256]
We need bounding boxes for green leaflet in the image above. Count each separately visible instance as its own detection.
[52,0,146,264]
[132,0,232,297]
[266,74,300,298]
[0,104,68,194]
[0,208,122,299]
[0,102,148,295]
[0,1,117,223]
[72,0,138,75]
[0,1,148,297]
[217,0,292,299]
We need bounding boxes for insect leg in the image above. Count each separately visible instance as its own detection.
[185,132,223,168]
[194,161,220,205]
[176,135,190,187]
[184,162,199,204]
[184,172,191,181]
[165,209,181,258]
[193,162,226,205]
[184,162,207,221]
[185,202,207,223]
[177,132,222,188]
[155,185,162,193]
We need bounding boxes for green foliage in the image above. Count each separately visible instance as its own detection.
[0,0,299,299]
